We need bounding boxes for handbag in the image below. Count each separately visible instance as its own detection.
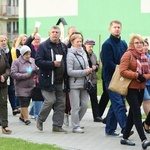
[31,86,44,101]
[74,54,95,93]
[86,79,95,93]
[31,74,44,101]
[108,65,132,96]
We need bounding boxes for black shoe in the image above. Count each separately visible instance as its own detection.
[142,140,150,149]
[19,117,24,123]
[94,117,102,122]
[102,117,107,124]
[13,109,20,116]
[36,120,43,131]
[143,122,150,133]
[24,120,31,125]
[120,139,135,146]
[121,129,134,137]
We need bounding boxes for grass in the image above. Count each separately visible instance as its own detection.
[0,137,63,150]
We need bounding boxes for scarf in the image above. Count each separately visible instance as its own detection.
[128,46,149,74]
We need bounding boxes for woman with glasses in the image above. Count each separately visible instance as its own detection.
[120,35,150,149]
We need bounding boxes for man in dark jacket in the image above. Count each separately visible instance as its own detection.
[0,35,11,134]
[101,20,128,136]
[35,26,68,132]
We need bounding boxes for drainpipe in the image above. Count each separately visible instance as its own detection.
[24,0,27,34]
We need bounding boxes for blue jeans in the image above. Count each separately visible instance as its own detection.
[8,84,18,111]
[29,101,43,118]
[105,81,127,134]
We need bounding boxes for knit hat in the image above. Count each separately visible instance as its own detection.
[84,39,95,45]
[20,45,31,56]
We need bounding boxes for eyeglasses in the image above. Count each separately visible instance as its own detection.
[34,39,40,41]
[134,42,143,45]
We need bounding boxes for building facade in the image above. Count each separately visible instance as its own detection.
[0,0,19,43]
[18,0,150,57]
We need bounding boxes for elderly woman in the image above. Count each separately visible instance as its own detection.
[67,32,93,133]
[120,35,150,149]
[11,45,37,125]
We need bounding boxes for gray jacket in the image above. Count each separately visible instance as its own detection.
[11,56,37,97]
[67,46,89,89]
[89,52,99,84]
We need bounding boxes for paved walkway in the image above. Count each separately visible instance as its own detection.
[1,104,150,150]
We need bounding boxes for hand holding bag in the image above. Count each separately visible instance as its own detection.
[108,65,132,96]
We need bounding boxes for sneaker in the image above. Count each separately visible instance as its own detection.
[64,114,69,126]
[119,133,123,138]
[72,127,84,133]
[36,120,43,131]
[142,139,150,149]
[52,126,67,133]
[120,138,135,146]
[106,131,119,137]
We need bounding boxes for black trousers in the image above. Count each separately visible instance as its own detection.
[98,80,109,117]
[123,89,146,141]
[145,112,150,126]
[89,84,100,119]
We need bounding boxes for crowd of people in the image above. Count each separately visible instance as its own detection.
[1,20,150,149]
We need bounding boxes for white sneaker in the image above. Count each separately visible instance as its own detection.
[64,114,69,126]
[118,133,123,138]
[72,127,84,133]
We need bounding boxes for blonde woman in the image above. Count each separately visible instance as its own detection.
[120,35,150,149]
[15,34,28,58]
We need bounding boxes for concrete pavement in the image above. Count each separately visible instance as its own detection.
[1,104,150,150]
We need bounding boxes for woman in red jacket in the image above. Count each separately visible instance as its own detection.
[120,35,150,149]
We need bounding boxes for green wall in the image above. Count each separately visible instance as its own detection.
[19,0,150,59]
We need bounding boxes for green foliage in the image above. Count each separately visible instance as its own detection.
[0,137,63,150]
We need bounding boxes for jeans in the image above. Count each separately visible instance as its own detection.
[8,84,18,111]
[105,81,127,134]
[29,101,43,118]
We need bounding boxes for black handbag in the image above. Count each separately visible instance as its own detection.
[74,54,94,93]
[31,86,44,101]
[85,79,95,93]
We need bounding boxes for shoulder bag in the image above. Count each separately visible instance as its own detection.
[74,54,95,93]
[108,53,132,96]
